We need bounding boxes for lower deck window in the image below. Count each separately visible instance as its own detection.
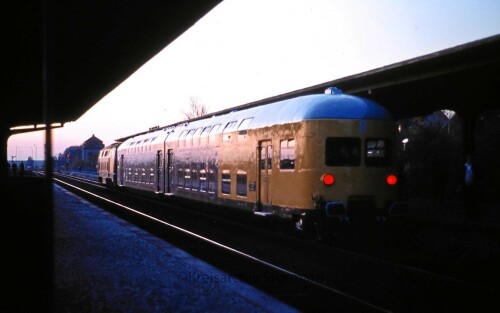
[208,169,216,193]
[178,169,184,187]
[221,172,231,195]
[149,168,154,184]
[199,169,207,192]
[236,173,247,197]
[191,170,199,190]
[184,169,191,189]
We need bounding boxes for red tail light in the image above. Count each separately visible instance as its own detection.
[322,173,335,186]
[386,174,397,186]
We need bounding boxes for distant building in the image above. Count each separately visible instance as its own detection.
[81,134,104,163]
[61,134,104,171]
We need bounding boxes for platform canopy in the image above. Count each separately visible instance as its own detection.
[235,34,500,120]
[2,1,222,133]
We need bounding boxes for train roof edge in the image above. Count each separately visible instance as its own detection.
[114,88,392,143]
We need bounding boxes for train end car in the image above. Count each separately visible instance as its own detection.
[97,142,120,186]
[96,87,408,238]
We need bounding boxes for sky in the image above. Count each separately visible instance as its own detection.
[7,0,500,161]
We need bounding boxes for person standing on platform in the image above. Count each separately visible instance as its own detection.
[464,154,478,222]
[11,162,17,176]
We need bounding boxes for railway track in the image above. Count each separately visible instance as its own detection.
[51,172,500,312]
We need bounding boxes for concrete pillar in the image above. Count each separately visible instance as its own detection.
[1,127,9,178]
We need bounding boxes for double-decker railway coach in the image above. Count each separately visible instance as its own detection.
[98,87,404,233]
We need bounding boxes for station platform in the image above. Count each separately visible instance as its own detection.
[0,177,298,313]
[51,183,298,312]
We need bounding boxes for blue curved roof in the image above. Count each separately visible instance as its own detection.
[246,93,393,129]
[178,92,392,135]
[122,92,393,143]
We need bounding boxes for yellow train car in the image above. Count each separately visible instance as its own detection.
[98,87,405,232]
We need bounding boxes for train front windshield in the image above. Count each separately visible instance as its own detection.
[325,137,392,167]
[365,138,392,166]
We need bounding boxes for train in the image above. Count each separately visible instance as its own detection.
[97,87,406,234]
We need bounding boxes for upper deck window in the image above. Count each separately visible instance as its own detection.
[237,118,253,141]
[178,130,188,147]
[325,137,361,166]
[209,124,221,145]
[185,129,197,147]
[223,121,237,143]
[192,128,203,146]
[366,138,391,167]
[200,126,212,146]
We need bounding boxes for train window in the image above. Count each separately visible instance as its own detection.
[237,118,253,142]
[199,169,207,192]
[236,172,247,197]
[209,124,221,145]
[208,169,216,193]
[178,130,188,147]
[260,148,265,170]
[325,137,361,166]
[238,118,253,130]
[191,169,199,190]
[260,145,273,170]
[178,169,185,188]
[201,126,212,135]
[223,121,237,143]
[200,126,211,146]
[366,139,391,166]
[185,129,197,147]
[184,169,192,189]
[221,171,231,195]
[192,128,203,147]
[280,139,295,170]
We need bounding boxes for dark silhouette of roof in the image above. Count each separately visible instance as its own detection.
[3,1,223,133]
[82,135,104,150]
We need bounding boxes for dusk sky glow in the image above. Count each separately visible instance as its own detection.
[7,0,500,161]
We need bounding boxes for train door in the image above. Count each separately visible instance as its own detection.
[257,140,273,209]
[156,150,162,193]
[166,149,174,194]
[118,154,124,186]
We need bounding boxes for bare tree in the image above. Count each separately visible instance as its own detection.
[182,97,209,120]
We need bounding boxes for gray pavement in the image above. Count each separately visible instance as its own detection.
[53,184,299,313]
